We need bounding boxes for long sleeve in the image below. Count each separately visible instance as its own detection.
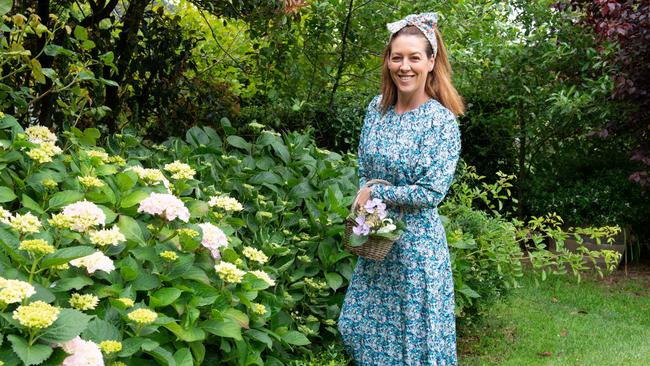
[371,113,461,208]
[357,97,380,189]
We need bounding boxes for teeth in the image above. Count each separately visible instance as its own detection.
[399,76,414,81]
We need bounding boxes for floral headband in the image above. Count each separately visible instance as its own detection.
[386,12,439,58]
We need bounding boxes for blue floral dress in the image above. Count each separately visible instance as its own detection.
[338,95,461,365]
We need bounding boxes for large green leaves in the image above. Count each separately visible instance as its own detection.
[40,309,91,343]
[7,335,52,366]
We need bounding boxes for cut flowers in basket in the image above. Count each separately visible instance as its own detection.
[348,198,405,247]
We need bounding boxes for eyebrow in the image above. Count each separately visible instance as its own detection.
[390,51,424,56]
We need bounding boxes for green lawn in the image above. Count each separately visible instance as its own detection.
[458,268,650,366]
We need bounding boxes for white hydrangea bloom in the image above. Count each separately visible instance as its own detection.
[88,226,126,246]
[70,251,115,274]
[61,200,106,232]
[138,193,190,222]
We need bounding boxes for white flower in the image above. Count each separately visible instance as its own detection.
[125,166,170,187]
[0,277,36,304]
[242,246,268,264]
[88,226,126,246]
[138,193,190,222]
[61,336,104,366]
[377,223,397,234]
[214,262,246,284]
[70,251,115,274]
[61,200,106,232]
[163,160,196,180]
[198,223,228,259]
[25,125,57,144]
[208,195,244,212]
[0,206,13,224]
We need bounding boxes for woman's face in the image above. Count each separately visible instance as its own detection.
[387,34,434,100]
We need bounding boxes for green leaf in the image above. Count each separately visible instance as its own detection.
[150,288,182,308]
[148,346,176,366]
[226,136,251,151]
[325,272,343,291]
[173,348,194,366]
[7,335,52,366]
[48,190,84,209]
[116,172,138,191]
[164,323,206,342]
[120,190,149,208]
[281,330,310,346]
[82,318,121,342]
[119,337,146,357]
[41,246,95,269]
[21,194,44,214]
[73,25,88,41]
[132,272,161,291]
[117,215,145,245]
[459,285,481,299]
[271,140,290,164]
[348,233,368,247]
[0,0,13,16]
[246,329,273,349]
[40,308,91,343]
[51,277,93,292]
[0,186,17,202]
[202,319,242,340]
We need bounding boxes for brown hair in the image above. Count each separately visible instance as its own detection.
[380,26,465,116]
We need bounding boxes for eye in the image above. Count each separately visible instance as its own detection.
[391,56,401,62]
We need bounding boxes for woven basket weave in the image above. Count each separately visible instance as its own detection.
[344,179,402,261]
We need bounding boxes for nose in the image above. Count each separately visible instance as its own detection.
[399,60,411,71]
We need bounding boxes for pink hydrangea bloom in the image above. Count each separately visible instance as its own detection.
[137,193,190,222]
[61,336,104,366]
[198,223,228,259]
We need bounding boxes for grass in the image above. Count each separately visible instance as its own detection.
[458,267,650,365]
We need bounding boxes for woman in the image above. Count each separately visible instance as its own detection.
[337,13,464,365]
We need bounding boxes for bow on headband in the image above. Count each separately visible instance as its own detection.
[386,13,439,58]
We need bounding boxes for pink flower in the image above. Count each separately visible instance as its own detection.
[198,223,228,259]
[61,336,104,366]
[137,193,190,222]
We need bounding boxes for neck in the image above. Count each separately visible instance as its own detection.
[395,92,430,114]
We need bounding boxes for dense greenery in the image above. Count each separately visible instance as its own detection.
[0,119,620,364]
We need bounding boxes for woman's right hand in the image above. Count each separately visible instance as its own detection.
[356,187,372,207]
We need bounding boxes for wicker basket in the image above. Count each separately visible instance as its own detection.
[344,179,402,261]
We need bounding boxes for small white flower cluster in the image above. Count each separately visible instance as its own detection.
[125,166,170,187]
[25,126,57,144]
[60,336,104,366]
[214,262,246,284]
[0,277,36,304]
[242,246,268,264]
[198,223,228,259]
[164,160,196,180]
[0,206,11,224]
[138,193,190,222]
[88,226,126,246]
[52,200,106,232]
[24,126,62,164]
[9,212,42,234]
[208,195,244,212]
[70,251,115,274]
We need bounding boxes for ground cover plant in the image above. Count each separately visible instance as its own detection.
[0,117,624,365]
[458,269,650,365]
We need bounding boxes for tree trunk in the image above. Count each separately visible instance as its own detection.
[328,0,354,109]
[104,0,150,132]
[517,113,526,219]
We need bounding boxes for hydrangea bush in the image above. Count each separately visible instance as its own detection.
[0,116,621,365]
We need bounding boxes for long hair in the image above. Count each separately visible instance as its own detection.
[380,26,465,116]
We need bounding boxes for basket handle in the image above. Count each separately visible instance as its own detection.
[351,179,403,220]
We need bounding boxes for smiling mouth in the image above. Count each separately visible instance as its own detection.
[397,75,415,81]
